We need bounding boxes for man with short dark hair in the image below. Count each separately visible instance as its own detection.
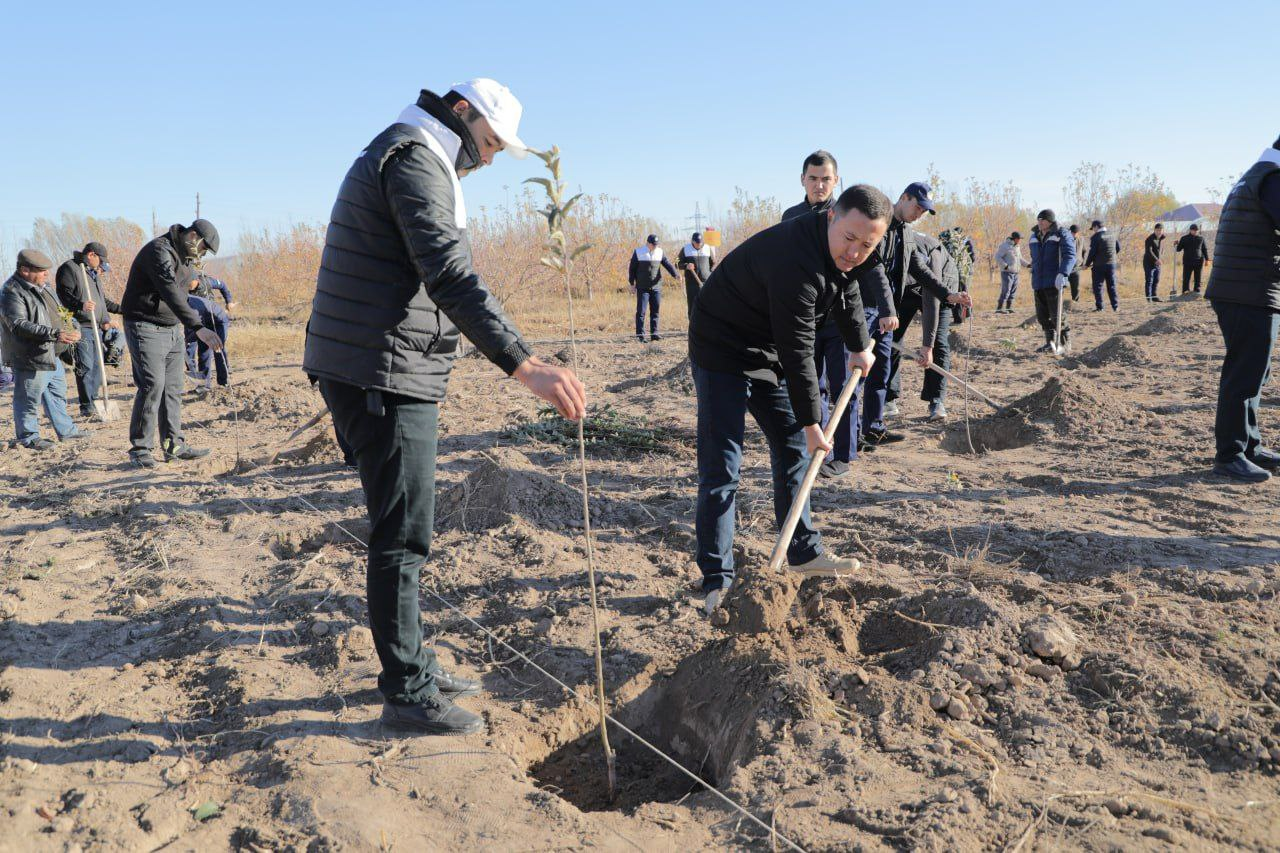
[1084,219,1121,311]
[1,250,88,448]
[1067,224,1083,301]
[56,241,121,417]
[628,234,677,342]
[1028,210,1076,354]
[1204,136,1280,482]
[305,78,586,735]
[1143,223,1166,302]
[782,151,840,222]
[121,220,225,468]
[677,232,715,320]
[690,184,888,615]
[995,231,1030,313]
[1176,224,1211,293]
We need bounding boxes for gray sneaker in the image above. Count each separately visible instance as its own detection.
[927,400,947,421]
[882,400,900,418]
[381,695,485,736]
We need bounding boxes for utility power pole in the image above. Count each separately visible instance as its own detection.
[151,208,158,236]
[196,192,201,219]
[685,202,706,233]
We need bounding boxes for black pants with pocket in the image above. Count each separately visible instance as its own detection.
[319,378,442,705]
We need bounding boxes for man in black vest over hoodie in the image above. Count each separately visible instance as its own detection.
[1204,135,1280,482]
[304,79,586,734]
[690,184,888,616]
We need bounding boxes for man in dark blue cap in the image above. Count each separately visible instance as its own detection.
[678,232,716,319]
[1204,135,1280,482]
[628,234,677,342]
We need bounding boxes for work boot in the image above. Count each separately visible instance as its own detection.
[863,427,905,446]
[381,695,485,736]
[433,669,483,698]
[1247,447,1280,471]
[856,438,877,454]
[927,400,947,421]
[882,401,900,418]
[995,300,1005,313]
[1036,332,1055,353]
[704,588,725,617]
[164,440,210,462]
[1151,296,1162,303]
[788,552,860,579]
[129,451,158,469]
[1212,457,1271,483]
[818,458,850,479]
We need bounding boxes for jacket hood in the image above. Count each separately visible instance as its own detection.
[414,89,481,174]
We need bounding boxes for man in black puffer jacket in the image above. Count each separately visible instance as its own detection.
[304,79,586,736]
[121,220,224,469]
[1204,135,1280,482]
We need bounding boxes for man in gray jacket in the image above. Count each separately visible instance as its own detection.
[0,250,88,448]
[994,232,1030,313]
[304,79,586,736]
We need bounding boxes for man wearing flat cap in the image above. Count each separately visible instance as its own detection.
[1,249,90,448]
[121,219,224,469]
[56,241,121,417]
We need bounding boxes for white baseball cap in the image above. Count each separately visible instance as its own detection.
[448,78,528,159]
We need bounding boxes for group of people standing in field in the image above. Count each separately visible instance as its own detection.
[1,228,236,460]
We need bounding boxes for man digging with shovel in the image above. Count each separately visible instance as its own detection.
[56,242,121,420]
[689,184,889,617]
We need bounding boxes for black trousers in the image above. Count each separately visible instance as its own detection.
[1034,288,1069,336]
[319,378,441,704]
[887,290,951,404]
[1211,300,1279,464]
[1182,262,1204,293]
[1067,271,1081,300]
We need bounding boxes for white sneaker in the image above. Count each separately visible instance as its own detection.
[883,401,900,417]
[704,589,724,617]
[788,553,861,579]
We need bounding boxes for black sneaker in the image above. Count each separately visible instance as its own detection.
[1212,458,1271,483]
[1247,447,1280,471]
[381,695,485,736]
[164,440,210,462]
[864,427,905,446]
[818,458,850,479]
[856,438,877,454]
[23,438,55,451]
[1151,297,1162,303]
[130,451,158,469]
[433,669,483,698]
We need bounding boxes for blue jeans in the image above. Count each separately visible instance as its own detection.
[814,322,859,463]
[1144,265,1161,299]
[71,332,103,414]
[13,360,78,445]
[693,364,822,593]
[635,288,661,340]
[1092,263,1118,309]
[1212,300,1280,464]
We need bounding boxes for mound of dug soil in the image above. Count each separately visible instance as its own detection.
[220,380,316,423]
[943,375,1148,453]
[1075,334,1155,368]
[1127,308,1213,338]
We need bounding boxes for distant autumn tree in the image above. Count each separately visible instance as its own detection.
[1064,163,1177,249]
[27,213,147,299]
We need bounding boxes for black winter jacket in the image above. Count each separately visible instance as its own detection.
[1143,233,1164,267]
[121,226,206,330]
[56,254,121,327]
[304,90,531,402]
[1,274,66,372]
[689,211,871,426]
[782,198,896,319]
[1085,230,1120,267]
[1206,155,1280,311]
[1175,233,1210,265]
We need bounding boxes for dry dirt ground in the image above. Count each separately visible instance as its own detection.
[2,294,1279,851]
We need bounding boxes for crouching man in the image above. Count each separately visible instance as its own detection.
[689,185,889,615]
[304,78,586,735]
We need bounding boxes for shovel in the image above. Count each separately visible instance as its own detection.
[1054,282,1065,356]
[80,265,121,421]
[888,339,1004,411]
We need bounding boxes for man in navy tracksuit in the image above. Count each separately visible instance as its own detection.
[1084,220,1121,311]
[628,234,677,342]
[1204,136,1280,482]
[1028,209,1076,354]
[783,151,896,477]
[1143,224,1165,302]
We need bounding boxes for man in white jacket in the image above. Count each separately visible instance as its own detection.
[994,231,1030,313]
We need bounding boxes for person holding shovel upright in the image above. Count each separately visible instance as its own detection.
[56,242,120,419]
[1028,209,1076,355]
[304,78,586,736]
[689,184,889,616]
[678,232,715,319]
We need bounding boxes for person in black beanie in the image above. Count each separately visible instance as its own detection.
[1204,134,1280,482]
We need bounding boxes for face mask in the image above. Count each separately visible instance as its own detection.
[180,230,206,261]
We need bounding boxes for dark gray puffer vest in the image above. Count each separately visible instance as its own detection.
[1207,156,1280,311]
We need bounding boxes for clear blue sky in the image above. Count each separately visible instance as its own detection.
[1,0,1274,254]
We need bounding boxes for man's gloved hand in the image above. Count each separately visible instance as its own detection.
[1055,274,1069,289]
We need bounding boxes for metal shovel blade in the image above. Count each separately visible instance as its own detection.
[92,398,122,422]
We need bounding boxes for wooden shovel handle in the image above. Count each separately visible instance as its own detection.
[766,368,863,572]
